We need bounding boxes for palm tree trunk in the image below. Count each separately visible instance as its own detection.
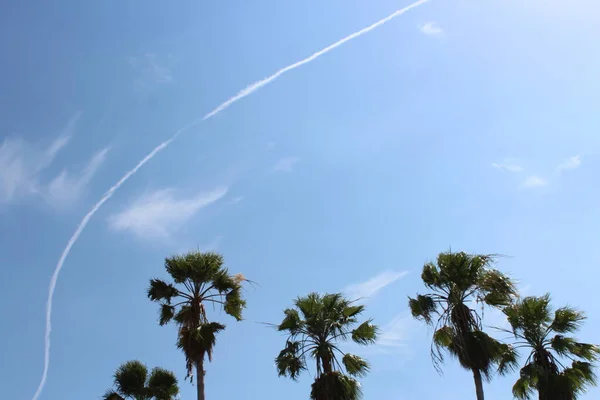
[196,360,205,400]
[472,368,485,400]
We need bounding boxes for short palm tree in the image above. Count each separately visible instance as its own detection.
[408,251,518,400]
[147,251,246,400]
[274,292,378,400]
[503,294,599,399]
[102,360,179,400]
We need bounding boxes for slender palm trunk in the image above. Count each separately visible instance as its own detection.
[196,360,205,400]
[472,368,484,400]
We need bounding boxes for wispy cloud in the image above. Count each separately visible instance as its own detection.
[492,159,523,173]
[108,187,228,240]
[0,113,106,206]
[377,314,414,349]
[129,53,173,90]
[273,156,300,173]
[347,312,419,356]
[521,175,547,188]
[200,235,224,252]
[420,21,443,36]
[556,155,581,172]
[45,148,110,208]
[228,196,244,205]
[344,270,408,301]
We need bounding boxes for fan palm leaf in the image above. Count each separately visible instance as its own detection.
[504,295,599,399]
[274,293,377,400]
[408,251,518,400]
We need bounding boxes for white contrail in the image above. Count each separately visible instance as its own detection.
[31,1,430,398]
[203,0,430,120]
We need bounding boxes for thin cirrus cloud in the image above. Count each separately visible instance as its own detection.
[344,270,408,301]
[0,112,108,206]
[45,148,110,208]
[129,53,173,91]
[492,159,523,173]
[419,21,443,36]
[272,156,300,173]
[556,155,581,172]
[107,187,228,240]
[521,175,547,188]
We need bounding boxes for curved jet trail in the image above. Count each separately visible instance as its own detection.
[31,1,430,398]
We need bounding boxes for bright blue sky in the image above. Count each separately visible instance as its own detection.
[2,0,600,399]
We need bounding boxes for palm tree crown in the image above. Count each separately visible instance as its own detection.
[103,360,179,400]
[275,292,378,400]
[408,251,518,400]
[147,251,246,397]
[503,294,600,400]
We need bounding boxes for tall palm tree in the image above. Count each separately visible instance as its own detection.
[274,292,378,400]
[147,251,246,400]
[503,294,599,399]
[408,251,518,400]
[103,360,179,400]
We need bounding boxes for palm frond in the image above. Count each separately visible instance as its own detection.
[494,343,519,376]
[147,368,179,400]
[551,306,585,334]
[512,376,535,400]
[113,361,148,398]
[310,372,362,400]
[408,294,437,324]
[275,340,305,379]
[159,304,175,326]
[102,390,125,400]
[342,354,370,377]
[421,262,442,289]
[278,309,302,333]
[351,320,378,346]
[224,288,246,321]
[477,269,517,307]
[147,279,179,303]
[274,292,377,391]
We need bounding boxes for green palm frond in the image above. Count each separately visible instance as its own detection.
[104,361,179,400]
[506,295,599,399]
[274,292,377,394]
[102,390,125,400]
[342,354,370,377]
[275,340,306,379]
[551,306,585,334]
[278,309,302,333]
[408,294,437,324]
[114,361,148,398]
[512,376,535,400]
[433,326,454,348]
[159,304,175,326]
[310,372,362,400]
[421,262,442,289]
[147,368,179,400]
[351,320,378,345]
[477,269,517,307]
[224,288,246,321]
[147,279,178,303]
[493,342,519,376]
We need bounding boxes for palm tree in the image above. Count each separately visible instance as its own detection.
[147,251,246,400]
[408,251,518,400]
[102,360,179,400]
[503,294,599,399]
[274,292,378,400]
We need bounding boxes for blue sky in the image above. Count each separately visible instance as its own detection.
[1,0,600,399]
